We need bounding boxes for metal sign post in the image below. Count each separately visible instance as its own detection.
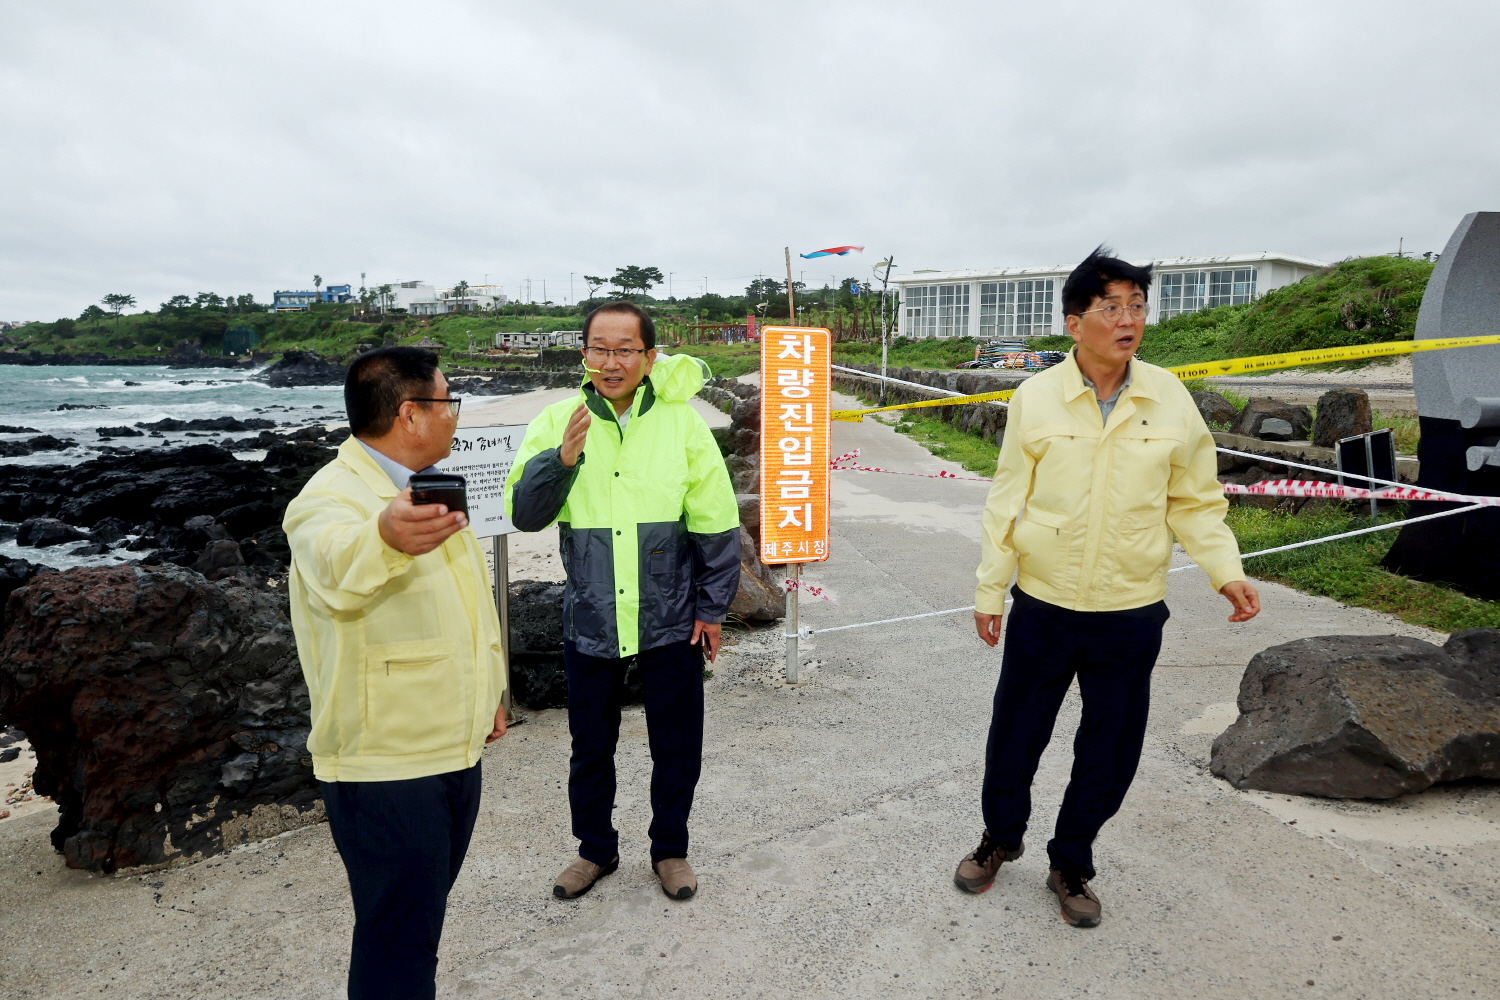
[759,326,832,684]
[438,424,526,714]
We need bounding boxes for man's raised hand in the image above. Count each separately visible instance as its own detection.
[378,488,468,556]
[559,404,591,468]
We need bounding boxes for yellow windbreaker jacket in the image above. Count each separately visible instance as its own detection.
[283,437,507,782]
[975,351,1245,614]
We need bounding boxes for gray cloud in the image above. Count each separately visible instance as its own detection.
[2,0,1496,319]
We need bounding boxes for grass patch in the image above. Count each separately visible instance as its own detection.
[1374,410,1420,454]
[892,414,999,476]
[1227,505,1500,632]
[668,342,761,379]
[832,336,984,370]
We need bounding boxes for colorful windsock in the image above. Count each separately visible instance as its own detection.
[799,245,865,259]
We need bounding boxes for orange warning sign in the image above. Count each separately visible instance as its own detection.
[759,326,831,565]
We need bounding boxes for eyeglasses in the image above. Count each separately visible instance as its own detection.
[1081,303,1148,322]
[407,397,462,417]
[582,347,649,361]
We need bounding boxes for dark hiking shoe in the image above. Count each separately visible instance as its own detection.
[953,831,1024,893]
[1047,868,1102,927]
[653,858,697,900]
[553,854,619,899]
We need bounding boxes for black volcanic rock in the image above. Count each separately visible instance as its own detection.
[135,416,277,433]
[16,517,88,547]
[0,564,320,873]
[251,351,347,387]
[96,425,144,437]
[1211,632,1500,798]
[0,425,39,433]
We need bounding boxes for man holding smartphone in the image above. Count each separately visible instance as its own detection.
[284,346,507,1000]
[506,301,740,903]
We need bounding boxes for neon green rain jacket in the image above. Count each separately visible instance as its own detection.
[284,438,507,782]
[505,353,741,659]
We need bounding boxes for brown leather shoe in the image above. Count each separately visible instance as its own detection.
[953,831,1024,894]
[1046,868,1101,927]
[552,854,618,899]
[652,858,697,900]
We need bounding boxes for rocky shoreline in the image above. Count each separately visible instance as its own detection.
[0,363,783,870]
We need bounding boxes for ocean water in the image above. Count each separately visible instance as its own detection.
[0,363,345,466]
[0,364,346,571]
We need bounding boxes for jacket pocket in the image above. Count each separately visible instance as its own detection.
[361,640,462,756]
[1013,504,1075,594]
[1110,508,1172,592]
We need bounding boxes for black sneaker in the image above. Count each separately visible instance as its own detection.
[953,831,1024,893]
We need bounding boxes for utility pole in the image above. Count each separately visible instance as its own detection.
[875,256,896,405]
[784,247,796,322]
[570,273,574,306]
[669,272,674,300]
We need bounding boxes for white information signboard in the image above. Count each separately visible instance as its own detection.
[437,424,526,536]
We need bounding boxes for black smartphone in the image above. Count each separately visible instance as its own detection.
[408,471,468,516]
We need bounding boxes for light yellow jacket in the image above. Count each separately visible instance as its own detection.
[976,352,1245,614]
[283,437,507,782]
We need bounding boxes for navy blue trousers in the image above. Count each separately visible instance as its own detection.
[320,763,482,1000]
[980,587,1168,880]
[564,639,705,865]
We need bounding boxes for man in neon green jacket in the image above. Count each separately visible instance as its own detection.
[506,301,740,902]
[284,347,507,999]
[955,248,1260,928]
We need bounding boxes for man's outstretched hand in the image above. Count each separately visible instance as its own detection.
[1221,580,1261,622]
[974,612,1002,647]
[378,488,468,556]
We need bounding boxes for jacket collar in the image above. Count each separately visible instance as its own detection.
[1060,348,1158,405]
[581,378,657,424]
[339,435,401,500]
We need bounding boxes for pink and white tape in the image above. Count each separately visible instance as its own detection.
[1222,478,1500,506]
[829,449,991,482]
[784,578,838,603]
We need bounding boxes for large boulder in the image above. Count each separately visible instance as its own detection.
[1311,387,1374,448]
[250,351,348,388]
[1231,398,1313,441]
[15,517,87,548]
[1210,631,1500,798]
[729,494,785,623]
[1191,391,1239,428]
[0,564,319,873]
[507,580,568,710]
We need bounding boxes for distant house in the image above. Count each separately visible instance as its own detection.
[273,284,355,312]
[495,331,552,349]
[386,282,509,316]
[893,251,1328,339]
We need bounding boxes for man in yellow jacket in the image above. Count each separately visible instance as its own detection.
[955,247,1260,928]
[283,346,507,1000]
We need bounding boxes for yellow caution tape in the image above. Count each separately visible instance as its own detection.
[829,333,1500,422]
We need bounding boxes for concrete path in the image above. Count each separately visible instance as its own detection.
[3,389,1498,999]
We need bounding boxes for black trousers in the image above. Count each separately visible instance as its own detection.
[320,763,482,1000]
[980,587,1168,880]
[564,638,705,865]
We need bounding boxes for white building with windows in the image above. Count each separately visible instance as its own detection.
[894,252,1327,340]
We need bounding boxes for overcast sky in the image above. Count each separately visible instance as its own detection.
[2,1,1496,320]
